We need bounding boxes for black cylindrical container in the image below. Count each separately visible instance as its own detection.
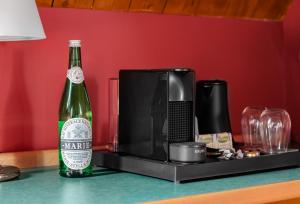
[196,80,231,134]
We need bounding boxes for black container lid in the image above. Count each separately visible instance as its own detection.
[198,80,226,86]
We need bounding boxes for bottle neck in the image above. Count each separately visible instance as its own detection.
[69,46,82,69]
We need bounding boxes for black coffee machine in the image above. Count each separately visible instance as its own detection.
[118,69,195,161]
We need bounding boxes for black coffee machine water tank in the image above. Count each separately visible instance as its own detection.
[195,80,232,149]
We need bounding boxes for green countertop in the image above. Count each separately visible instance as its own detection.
[1,167,300,204]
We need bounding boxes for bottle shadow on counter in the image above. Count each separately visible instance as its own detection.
[89,167,120,177]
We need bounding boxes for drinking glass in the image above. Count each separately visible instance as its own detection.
[108,78,119,152]
[241,106,265,150]
[259,109,291,154]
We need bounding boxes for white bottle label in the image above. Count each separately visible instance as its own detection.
[61,118,92,170]
[67,66,84,84]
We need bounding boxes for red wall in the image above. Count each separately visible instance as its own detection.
[0,7,288,152]
[283,0,300,143]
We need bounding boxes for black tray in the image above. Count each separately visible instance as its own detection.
[93,150,300,183]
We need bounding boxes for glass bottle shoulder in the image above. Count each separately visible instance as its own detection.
[59,80,92,121]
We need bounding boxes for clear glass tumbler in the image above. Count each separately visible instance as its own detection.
[259,109,291,154]
[108,78,119,152]
[241,106,265,150]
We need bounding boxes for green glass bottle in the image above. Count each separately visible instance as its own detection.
[58,40,93,177]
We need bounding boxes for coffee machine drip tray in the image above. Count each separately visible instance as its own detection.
[93,150,300,183]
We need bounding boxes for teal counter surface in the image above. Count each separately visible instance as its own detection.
[1,167,300,204]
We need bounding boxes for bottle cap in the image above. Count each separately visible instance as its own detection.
[69,40,81,47]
